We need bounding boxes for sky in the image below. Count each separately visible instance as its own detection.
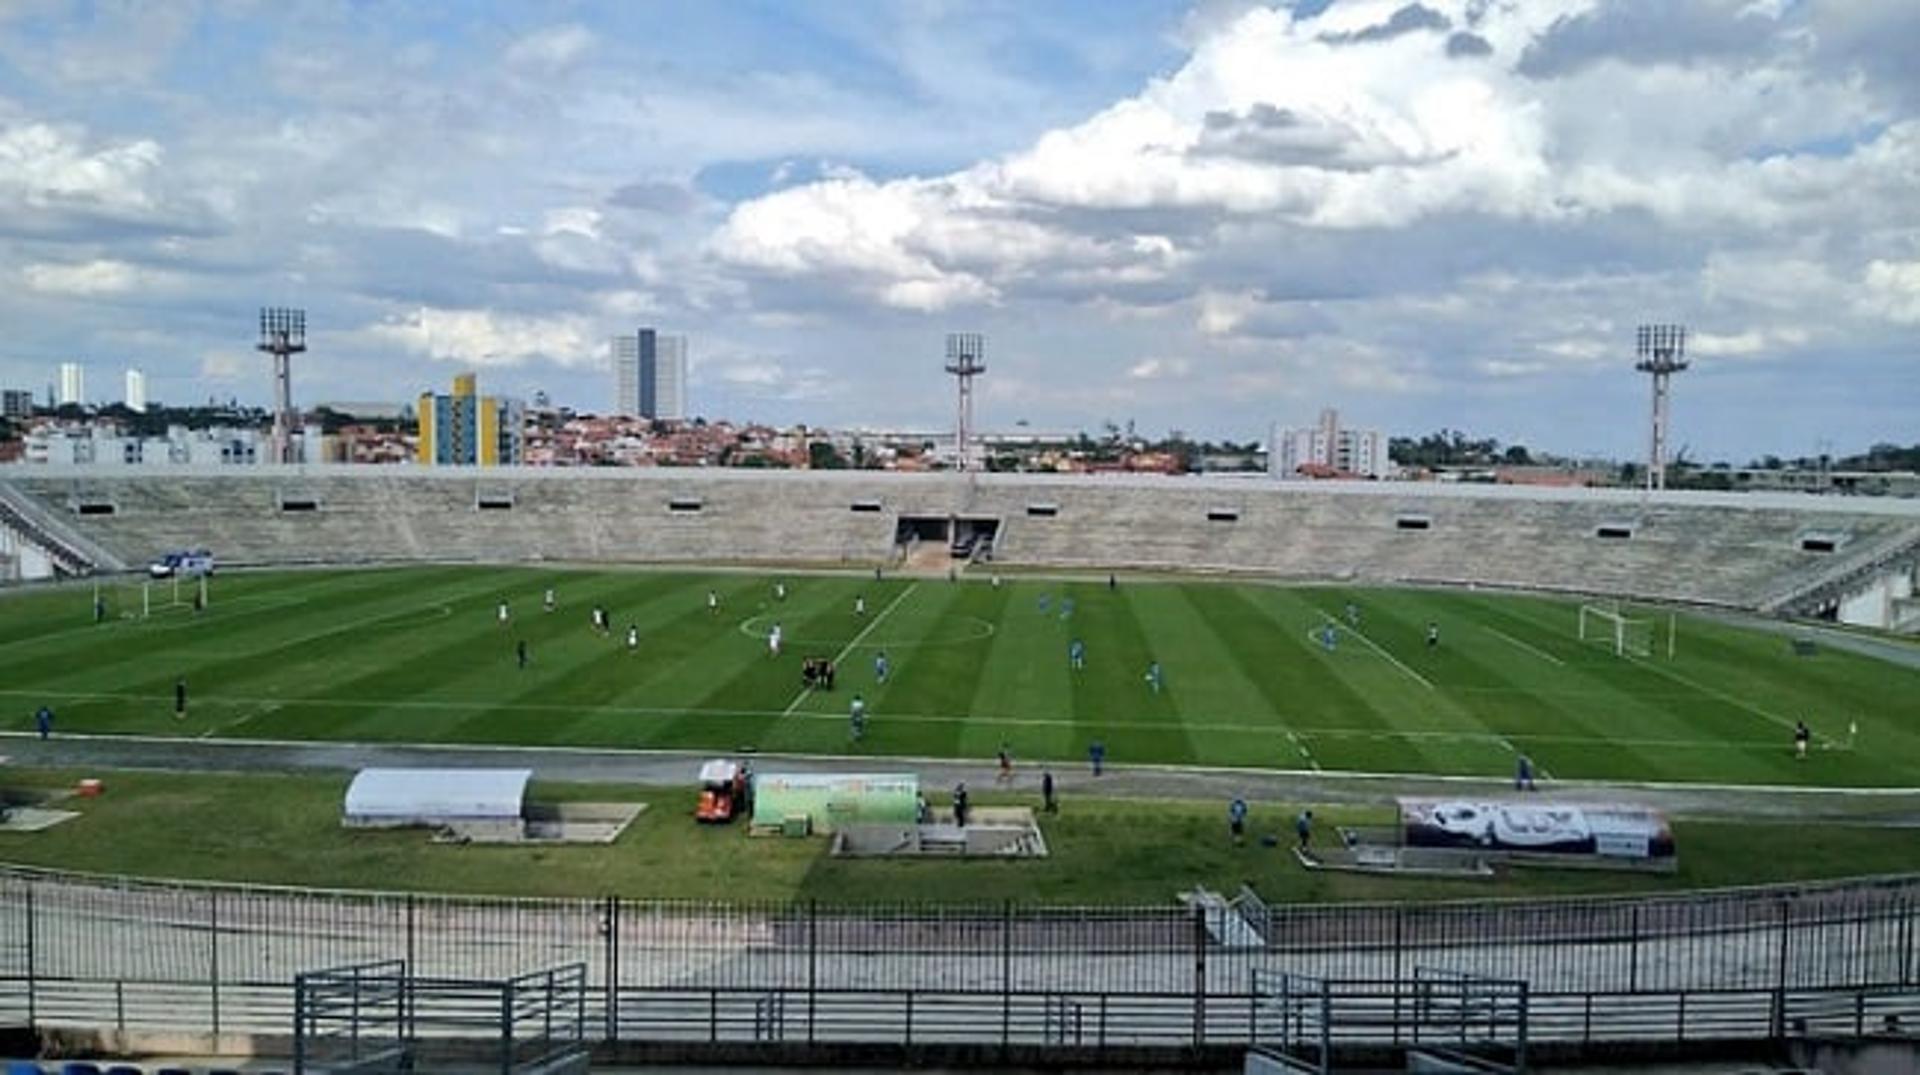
[0,0,1916,462]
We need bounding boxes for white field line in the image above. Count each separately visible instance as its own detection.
[1310,606,1433,690]
[1485,626,1565,666]
[1625,652,1836,745]
[781,582,919,716]
[0,686,1818,751]
[1496,735,1555,781]
[1284,729,1322,771]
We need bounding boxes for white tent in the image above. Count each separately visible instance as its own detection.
[343,768,532,830]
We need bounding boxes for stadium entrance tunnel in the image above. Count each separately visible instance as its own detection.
[894,514,1000,561]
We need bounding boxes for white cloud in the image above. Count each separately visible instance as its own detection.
[594,289,660,318]
[1127,356,1193,380]
[1196,290,1260,337]
[711,1,1580,307]
[717,361,783,386]
[1476,357,1551,378]
[0,1,1913,456]
[21,258,141,294]
[709,358,836,401]
[365,307,601,368]
[0,3,197,87]
[1541,339,1608,364]
[1861,259,1920,324]
[713,0,1920,338]
[198,350,252,383]
[1691,327,1809,358]
[0,120,162,212]
[1701,254,1850,311]
[713,172,1001,310]
[505,24,595,70]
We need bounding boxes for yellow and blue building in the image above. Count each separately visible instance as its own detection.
[416,373,524,466]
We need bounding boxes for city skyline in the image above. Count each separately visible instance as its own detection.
[0,2,1915,459]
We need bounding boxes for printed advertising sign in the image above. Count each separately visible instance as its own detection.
[1399,798,1675,860]
[751,772,919,834]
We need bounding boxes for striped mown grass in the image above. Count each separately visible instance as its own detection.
[0,566,1912,787]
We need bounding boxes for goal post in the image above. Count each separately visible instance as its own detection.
[96,573,209,621]
[1578,603,1656,658]
[95,578,153,621]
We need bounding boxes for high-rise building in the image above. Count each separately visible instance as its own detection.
[416,372,524,466]
[651,333,688,421]
[1,389,32,419]
[125,369,148,413]
[613,328,690,420]
[612,334,640,416]
[1269,408,1389,480]
[58,363,84,407]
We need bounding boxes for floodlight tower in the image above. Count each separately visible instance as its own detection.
[944,333,986,471]
[257,307,307,465]
[1634,323,1688,492]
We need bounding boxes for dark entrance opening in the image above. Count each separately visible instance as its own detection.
[894,516,1002,561]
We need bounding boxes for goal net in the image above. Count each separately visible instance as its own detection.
[1578,604,1654,658]
[94,575,208,621]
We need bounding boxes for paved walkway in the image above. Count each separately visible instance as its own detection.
[6,731,1918,821]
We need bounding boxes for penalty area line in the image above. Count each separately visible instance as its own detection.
[1624,652,1835,745]
[1485,626,1565,666]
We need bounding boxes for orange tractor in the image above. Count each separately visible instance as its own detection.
[695,759,751,824]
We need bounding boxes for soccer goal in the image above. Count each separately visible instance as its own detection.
[1578,604,1658,658]
[94,574,209,621]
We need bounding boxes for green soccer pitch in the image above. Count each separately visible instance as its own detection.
[1,565,1913,787]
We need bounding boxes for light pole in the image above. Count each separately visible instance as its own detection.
[1634,324,1688,492]
[257,308,308,465]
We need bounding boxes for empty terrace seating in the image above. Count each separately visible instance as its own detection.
[6,1064,273,1075]
[975,477,1920,608]
[7,467,1917,612]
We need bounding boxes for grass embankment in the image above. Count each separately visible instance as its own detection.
[2,768,1914,905]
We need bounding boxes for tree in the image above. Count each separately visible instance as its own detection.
[1162,428,1197,472]
[1389,429,1503,467]
[1502,444,1532,465]
[1842,442,1920,472]
[808,441,847,470]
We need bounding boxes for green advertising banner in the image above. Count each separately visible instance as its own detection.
[750,772,919,834]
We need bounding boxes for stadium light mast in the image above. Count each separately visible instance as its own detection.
[257,307,307,465]
[944,333,986,471]
[1634,323,1688,492]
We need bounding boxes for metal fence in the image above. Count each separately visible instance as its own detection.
[1,866,1917,1053]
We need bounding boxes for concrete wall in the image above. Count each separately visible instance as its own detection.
[5,466,1918,610]
[1838,567,1915,629]
[0,519,56,581]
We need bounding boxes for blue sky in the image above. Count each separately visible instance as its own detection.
[0,0,1916,461]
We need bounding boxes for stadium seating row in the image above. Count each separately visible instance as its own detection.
[8,1064,266,1075]
[4,467,1916,612]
